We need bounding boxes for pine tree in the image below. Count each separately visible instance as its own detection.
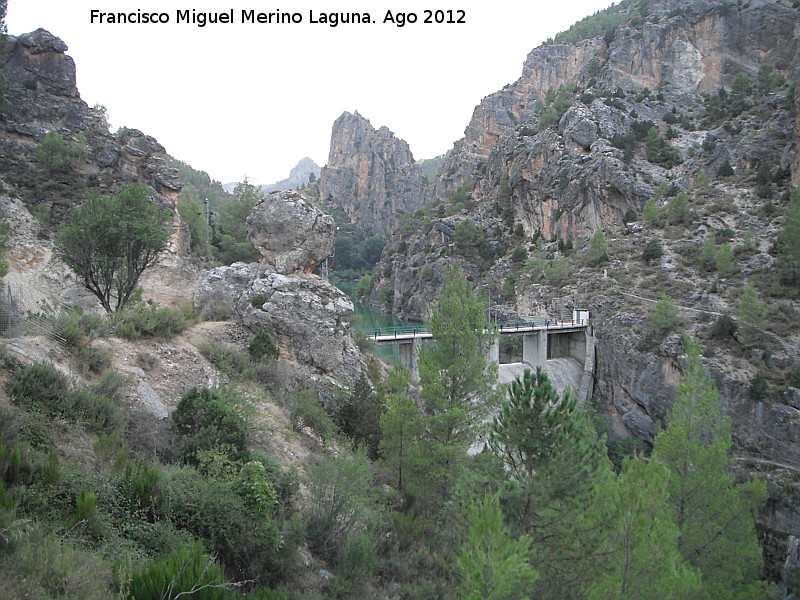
[586,230,609,266]
[457,493,538,600]
[774,188,800,289]
[417,266,497,502]
[379,386,422,496]
[652,339,772,600]
[489,367,609,599]
[737,283,767,345]
[588,458,700,600]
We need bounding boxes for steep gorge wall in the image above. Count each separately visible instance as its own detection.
[364,0,800,580]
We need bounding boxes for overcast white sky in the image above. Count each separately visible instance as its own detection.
[7,0,615,185]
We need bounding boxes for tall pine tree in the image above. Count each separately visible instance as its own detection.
[652,339,772,600]
[416,266,497,503]
[588,458,700,600]
[489,367,610,599]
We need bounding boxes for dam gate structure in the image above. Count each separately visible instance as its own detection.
[364,310,595,404]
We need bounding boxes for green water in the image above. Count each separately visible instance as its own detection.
[336,279,419,364]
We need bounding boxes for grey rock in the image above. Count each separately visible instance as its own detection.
[785,388,800,411]
[196,263,363,386]
[318,111,425,236]
[561,106,599,149]
[246,191,335,274]
[0,29,184,221]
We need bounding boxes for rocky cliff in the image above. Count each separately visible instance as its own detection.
[0,28,201,309]
[318,111,426,237]
[363,0,800,585]
[0,29,183,219]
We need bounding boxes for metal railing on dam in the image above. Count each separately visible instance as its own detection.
[362,317,587,343]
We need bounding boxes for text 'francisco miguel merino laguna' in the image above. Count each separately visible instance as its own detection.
[89,9,466,27]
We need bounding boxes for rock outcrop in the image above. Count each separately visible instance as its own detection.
[196,191,363,387]
[261,157,321,194]
[0,29,202,311]
[318,111,425,237]
[246,191,334,274]
[0,29,183,218]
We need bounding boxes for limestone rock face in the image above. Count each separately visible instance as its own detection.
[246,191,334,274]
[0,29,201,311]
[0,29,183,218]
[244,272,361,381]
[196,262,363,387]
[318,111,425,237]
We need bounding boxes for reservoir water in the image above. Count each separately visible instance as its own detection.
[336,279,419,365]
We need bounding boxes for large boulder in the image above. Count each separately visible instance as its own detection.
[195,263,363,387]
[197,192,364,388]
[243,272,361,382]
[246,191,334,274]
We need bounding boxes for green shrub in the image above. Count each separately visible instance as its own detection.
[129,541,227,600]
[42,448,60,486]
[94,431,127,467]
[159,466,282,582]
[642,239,663,262]
[248,329,280,362]
[355,274,374,301]
[70,387,126,432]
[666,192,691,225]
[717,160,734,177]
[290,389,336,446]
[333,374,383,459]
[648,295,681,340]
[10,362,74,417]
[234,460,278,516]
[251,294,267,308]
[511,246,527,265]
[709,314,738,340]
[125,459,162,515]
[197,340,255,380]
[114,303,198,340]
[72,344,112,375]
[305,453,377,563]
[750,373,769,400]
[623,208,637,224]
[250,452,299,516]
[93,371,129,400]
[0,521,114,599]
[420,265,433,283]
[172,388,250,465]
[643,198,661,226]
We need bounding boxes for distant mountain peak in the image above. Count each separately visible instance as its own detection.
[222,158,321,193]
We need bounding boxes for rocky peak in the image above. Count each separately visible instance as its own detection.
[259,157,321,193]
[0,29,182,219]
[318,111,425,236]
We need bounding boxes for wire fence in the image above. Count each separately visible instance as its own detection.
[0,282,70,343]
